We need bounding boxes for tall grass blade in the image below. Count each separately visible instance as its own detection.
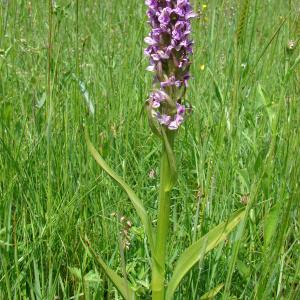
[166,209,245,300]
[207,67,224,105]
[285,53,300,80]
[251,17,287,74]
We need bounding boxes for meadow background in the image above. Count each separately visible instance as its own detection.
[0,0,299,299]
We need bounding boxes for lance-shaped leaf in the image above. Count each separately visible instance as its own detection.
[85,128,155,253]
[199,283,224,299]
[82,237,136,300]
[166,209,245,300]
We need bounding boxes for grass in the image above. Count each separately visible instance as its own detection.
[0,0,299,299]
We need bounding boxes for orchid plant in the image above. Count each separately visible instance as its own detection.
[84,1,245,299]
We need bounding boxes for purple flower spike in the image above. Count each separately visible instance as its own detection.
[145,0,195,131]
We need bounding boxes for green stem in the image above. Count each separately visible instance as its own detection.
[152,137,174,300]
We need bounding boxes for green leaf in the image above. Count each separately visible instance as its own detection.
[264,202,281,246]
[85,128,155,253]
[68,267,102,283]
[35,92,46,109]
[285,53,300,80]
[33,260,42,300]
[257,84,277,130]
[166,209,245,300]
[82,237,136,300]
[200,283,224,299]
[236,259,250,278]
[84,270,102,283]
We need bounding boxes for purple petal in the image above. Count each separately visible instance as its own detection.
[144,37,157,45]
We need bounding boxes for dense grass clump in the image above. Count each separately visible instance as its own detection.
[0,0,299,299]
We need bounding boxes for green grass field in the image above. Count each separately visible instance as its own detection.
[0,0,299,299]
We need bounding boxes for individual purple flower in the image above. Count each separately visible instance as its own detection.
[158,7,172,26]
[168,103,186,130]
[156,113,171,125]
[161,76,182,88]
[145,0,196,131]
[148,90,169,108]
